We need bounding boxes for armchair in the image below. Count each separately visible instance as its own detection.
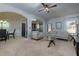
[32,31,43,40]
[8,29,16,39]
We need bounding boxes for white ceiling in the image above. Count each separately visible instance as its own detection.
[4,3,79,20]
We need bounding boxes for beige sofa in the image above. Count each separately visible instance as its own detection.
[55,31,72,40]
[47,31,72,40]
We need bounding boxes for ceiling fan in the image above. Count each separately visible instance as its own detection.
[39,3,57,13]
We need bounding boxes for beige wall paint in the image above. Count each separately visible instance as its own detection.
[0,12,27,36]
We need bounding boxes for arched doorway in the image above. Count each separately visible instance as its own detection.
[0,12,27,37]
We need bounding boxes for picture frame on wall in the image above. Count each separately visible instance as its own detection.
[56,22,62,29]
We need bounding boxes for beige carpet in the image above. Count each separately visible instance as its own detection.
[0,36,76,56]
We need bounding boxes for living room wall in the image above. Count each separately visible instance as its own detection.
[48,14,79,33]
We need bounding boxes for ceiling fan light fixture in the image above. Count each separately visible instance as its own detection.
[39,3,57,13]
[44,7,49,12]
[45,8,49,11]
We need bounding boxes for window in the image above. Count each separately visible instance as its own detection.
[48,24,52,32]
[0,20,9,29]
[66,20,76,35]
[36,24,39,29]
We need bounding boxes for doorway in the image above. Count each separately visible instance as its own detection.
[21,23,27,37]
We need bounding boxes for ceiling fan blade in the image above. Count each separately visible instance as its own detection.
[49,5,57,8]
[41,3,47,8]
[39,10,43,12]
[41,3,45,6]
[38,9,44,12]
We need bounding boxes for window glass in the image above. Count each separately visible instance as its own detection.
[67,20,76,35]
[0,20,9,29]
[48,24,52,32]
